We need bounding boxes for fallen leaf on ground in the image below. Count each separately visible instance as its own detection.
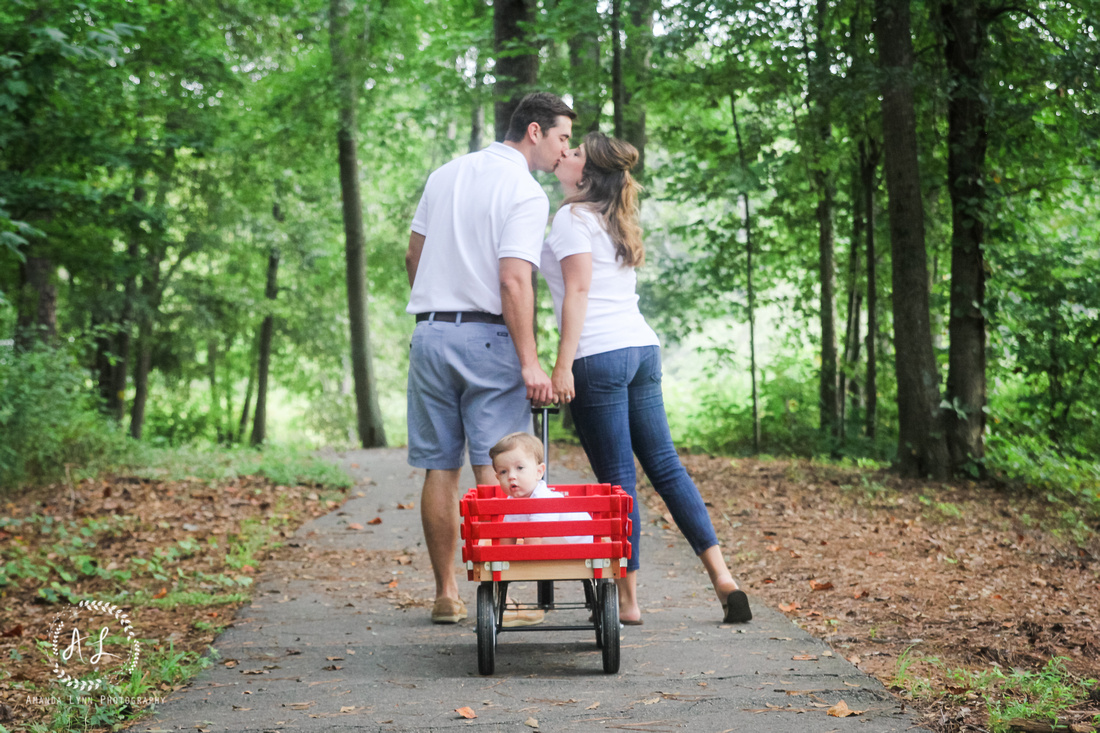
[1,625,23,637]
[397,502,415,510]
[367,517,383,525]
[586,701,600,710]
[152,587,168,599]
[524,718,539,728]
[339,706,356,713]
[347,523,364,530]
[455,707,477,719]
[792,654,818,661]
[827,700,864,717]
[809,580,834,591]
[283,702,313,710]
[778,602,801,613]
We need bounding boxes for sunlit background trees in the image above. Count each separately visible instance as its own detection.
[2,0,1098,500]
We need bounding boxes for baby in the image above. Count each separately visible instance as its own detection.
[489,432,592,627]
[490,432,592,544]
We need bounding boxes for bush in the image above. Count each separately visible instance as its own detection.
[0,343,127,488]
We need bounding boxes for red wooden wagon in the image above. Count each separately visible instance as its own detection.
[459,480,633,675]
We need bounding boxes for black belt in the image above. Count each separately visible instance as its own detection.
[415,311,506,325]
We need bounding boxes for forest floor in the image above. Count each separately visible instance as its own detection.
[1,446,1099,732]
[567,446,1100,733]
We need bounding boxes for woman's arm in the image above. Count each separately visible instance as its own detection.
[552,252,592,403]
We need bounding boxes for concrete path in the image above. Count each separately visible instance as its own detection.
[131,447,926,732]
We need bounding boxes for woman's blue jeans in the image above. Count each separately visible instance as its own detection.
[570,345,719,571]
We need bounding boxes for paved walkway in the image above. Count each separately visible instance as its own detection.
[132,447,926,732]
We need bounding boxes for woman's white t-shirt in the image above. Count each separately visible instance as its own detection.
[540,204,659,359]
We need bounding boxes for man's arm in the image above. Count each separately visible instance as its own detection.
[405,231,426,288]
[499,257,553,404]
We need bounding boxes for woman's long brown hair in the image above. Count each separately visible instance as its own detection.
[562,132,645,267]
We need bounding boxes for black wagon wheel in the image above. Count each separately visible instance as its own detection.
[598,580,620,673]
[477,582,497,675]
[585,580,603,648]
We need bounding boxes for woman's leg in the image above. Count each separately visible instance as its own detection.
[627,347,743,607]
[570,348,644,622]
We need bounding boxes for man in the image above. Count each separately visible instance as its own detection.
[405,92,575,624]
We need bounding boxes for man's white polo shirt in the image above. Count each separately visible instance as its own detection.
[407,142,549,316]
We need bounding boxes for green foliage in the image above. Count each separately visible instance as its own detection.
[121,441,352,488]
[891,652,1098,731]
[0,343,128,488]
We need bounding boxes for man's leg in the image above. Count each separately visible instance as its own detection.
[421,467,463,605]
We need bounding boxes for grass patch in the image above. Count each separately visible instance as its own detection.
[889,652,1100,731]
[122,441,353,489]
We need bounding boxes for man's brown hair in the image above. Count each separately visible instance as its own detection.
[489,432,544,464]
[503,92,576,143]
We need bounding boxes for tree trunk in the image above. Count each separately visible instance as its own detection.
[14,244,58,350]
[129,264,157,441]
[731,93,760,453]
[251,247,279,447]
[622,0,651,173]
[470,62,485,153]
[568,7,601,134]
[237,331,258,444]
[493,0,538,142]
[841,162,864,441]
[110,180,146,422]
[207,339,223,442]
[875,0,951,479]
[222,333,235,444]
[861,140,880,440]
[810,0,839,438]
[611,0,624,138]
[330,0,387,448]
[940,0,989,471]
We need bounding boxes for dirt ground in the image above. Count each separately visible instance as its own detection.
[2,448,1099,732]
[561,445,1100,732]
[0,473,347,728]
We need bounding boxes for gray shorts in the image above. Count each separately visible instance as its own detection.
[407,320,530,469]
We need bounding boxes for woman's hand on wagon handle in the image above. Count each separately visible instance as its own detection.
[552,363,575,405]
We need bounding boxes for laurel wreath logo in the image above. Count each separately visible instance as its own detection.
[48,599,141,692]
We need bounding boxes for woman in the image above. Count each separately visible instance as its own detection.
[541,132,752,625]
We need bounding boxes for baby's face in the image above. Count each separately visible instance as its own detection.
[493,448,546,498]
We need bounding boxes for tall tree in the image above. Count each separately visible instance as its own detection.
[330,0,387,448]
[611,0,625,138]
[493,0,538,142]
[808,0,840,437]
[875,0,951,478]
[861,140,880,440]
[567,1,602,134]
[14,244,57,349]
[622,0,652,173]
[731,92,760,453]
[251,243,279,447]
[939,0,989,471]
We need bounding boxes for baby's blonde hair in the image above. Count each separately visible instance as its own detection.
[489,432,544,464]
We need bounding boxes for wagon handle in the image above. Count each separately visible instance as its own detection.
[530,403,560,484]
